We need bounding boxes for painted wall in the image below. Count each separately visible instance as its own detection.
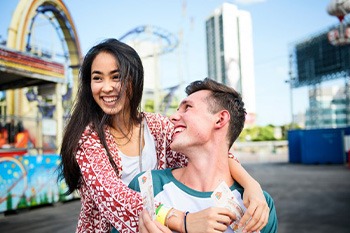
[0,153,77,213]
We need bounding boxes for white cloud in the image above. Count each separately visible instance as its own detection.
[234,0,266,5]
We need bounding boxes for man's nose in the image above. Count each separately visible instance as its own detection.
[170,112,180,123]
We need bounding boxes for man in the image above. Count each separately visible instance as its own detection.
[130,78,278,232]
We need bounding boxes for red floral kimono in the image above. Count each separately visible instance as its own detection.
[75,112,188,232]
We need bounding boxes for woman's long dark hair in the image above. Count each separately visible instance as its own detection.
[58,38,144,194]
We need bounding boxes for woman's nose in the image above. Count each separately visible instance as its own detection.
[102,81,114,92]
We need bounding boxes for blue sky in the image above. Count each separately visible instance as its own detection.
[0,0,341,126]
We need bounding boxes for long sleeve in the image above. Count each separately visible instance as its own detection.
[75,125,143,233]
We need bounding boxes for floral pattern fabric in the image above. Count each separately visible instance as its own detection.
[75,112,188,233]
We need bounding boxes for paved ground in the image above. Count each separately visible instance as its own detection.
[0,152,350,233]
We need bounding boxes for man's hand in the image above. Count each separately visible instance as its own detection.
[186,207,235,233]
[139,210,172,233]
[239,182,269,232]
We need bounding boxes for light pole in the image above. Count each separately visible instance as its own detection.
[285,53,295,127]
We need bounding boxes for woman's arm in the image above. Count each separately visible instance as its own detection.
[228,157,270,232]
[76,127,143,232]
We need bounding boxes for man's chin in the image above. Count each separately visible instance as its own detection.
[170,143,181,152]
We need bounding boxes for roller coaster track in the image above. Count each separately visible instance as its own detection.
[119,25,179,58]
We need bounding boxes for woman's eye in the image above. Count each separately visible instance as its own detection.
[92,76,101,81]
[113,74,121,80]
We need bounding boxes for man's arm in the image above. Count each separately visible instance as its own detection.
[260,191,278,233]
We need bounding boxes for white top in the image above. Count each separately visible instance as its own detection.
[120,120,157,185]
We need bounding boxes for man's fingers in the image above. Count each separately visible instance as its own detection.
[219,207,237,221]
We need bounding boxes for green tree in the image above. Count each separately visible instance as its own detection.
[144,99,154,113]
[255,125,275,141]
[17,194,28,209]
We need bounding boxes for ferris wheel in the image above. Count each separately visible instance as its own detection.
[118,25,179,58]
[119,25,181,114]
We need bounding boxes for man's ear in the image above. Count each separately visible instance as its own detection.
[215,110,230,129]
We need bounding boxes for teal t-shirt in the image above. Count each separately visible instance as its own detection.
[112,168,278,232]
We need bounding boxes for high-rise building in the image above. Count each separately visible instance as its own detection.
[206,2,256,125]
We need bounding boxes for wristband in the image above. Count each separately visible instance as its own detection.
[184,211,190,233]
[155,204,164,215]
[156,204,171,225]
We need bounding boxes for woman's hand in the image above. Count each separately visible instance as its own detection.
[227,156,270,232]
[139,210,172,233]
[239,182,269,232]
[186,207,236,233]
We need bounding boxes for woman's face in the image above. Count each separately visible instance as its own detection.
[91,52,129,116]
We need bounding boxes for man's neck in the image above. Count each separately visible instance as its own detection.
[172,148,234,192]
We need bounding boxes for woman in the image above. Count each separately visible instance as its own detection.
[59,38,268,232]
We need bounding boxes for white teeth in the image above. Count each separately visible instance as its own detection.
[174,127,184,134]
[102,96,118,103]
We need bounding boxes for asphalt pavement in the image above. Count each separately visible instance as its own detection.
[1,152,349,233]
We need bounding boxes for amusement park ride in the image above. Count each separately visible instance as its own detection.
[0,0,180,214]
[0,0,81,214]
[327,0,350,126]
[287,0,350,128]
[118,25,180,114]
[286,0,350,166]
[327,0,350,45]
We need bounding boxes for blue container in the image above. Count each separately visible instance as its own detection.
[288,127,348,165]
[288,130,303,163]
[301,128,345,164]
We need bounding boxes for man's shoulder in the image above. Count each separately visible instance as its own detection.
[128,169,173,192]
[262,190,275,209]
[261,190,278,233]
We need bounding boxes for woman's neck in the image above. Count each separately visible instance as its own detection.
[110,114,144,156]
[110,111,140,135]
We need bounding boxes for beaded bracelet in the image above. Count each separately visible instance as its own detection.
[165,208,177,227]
[184,211,190,233]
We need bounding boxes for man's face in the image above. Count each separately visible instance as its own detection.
[170,90,217,153]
